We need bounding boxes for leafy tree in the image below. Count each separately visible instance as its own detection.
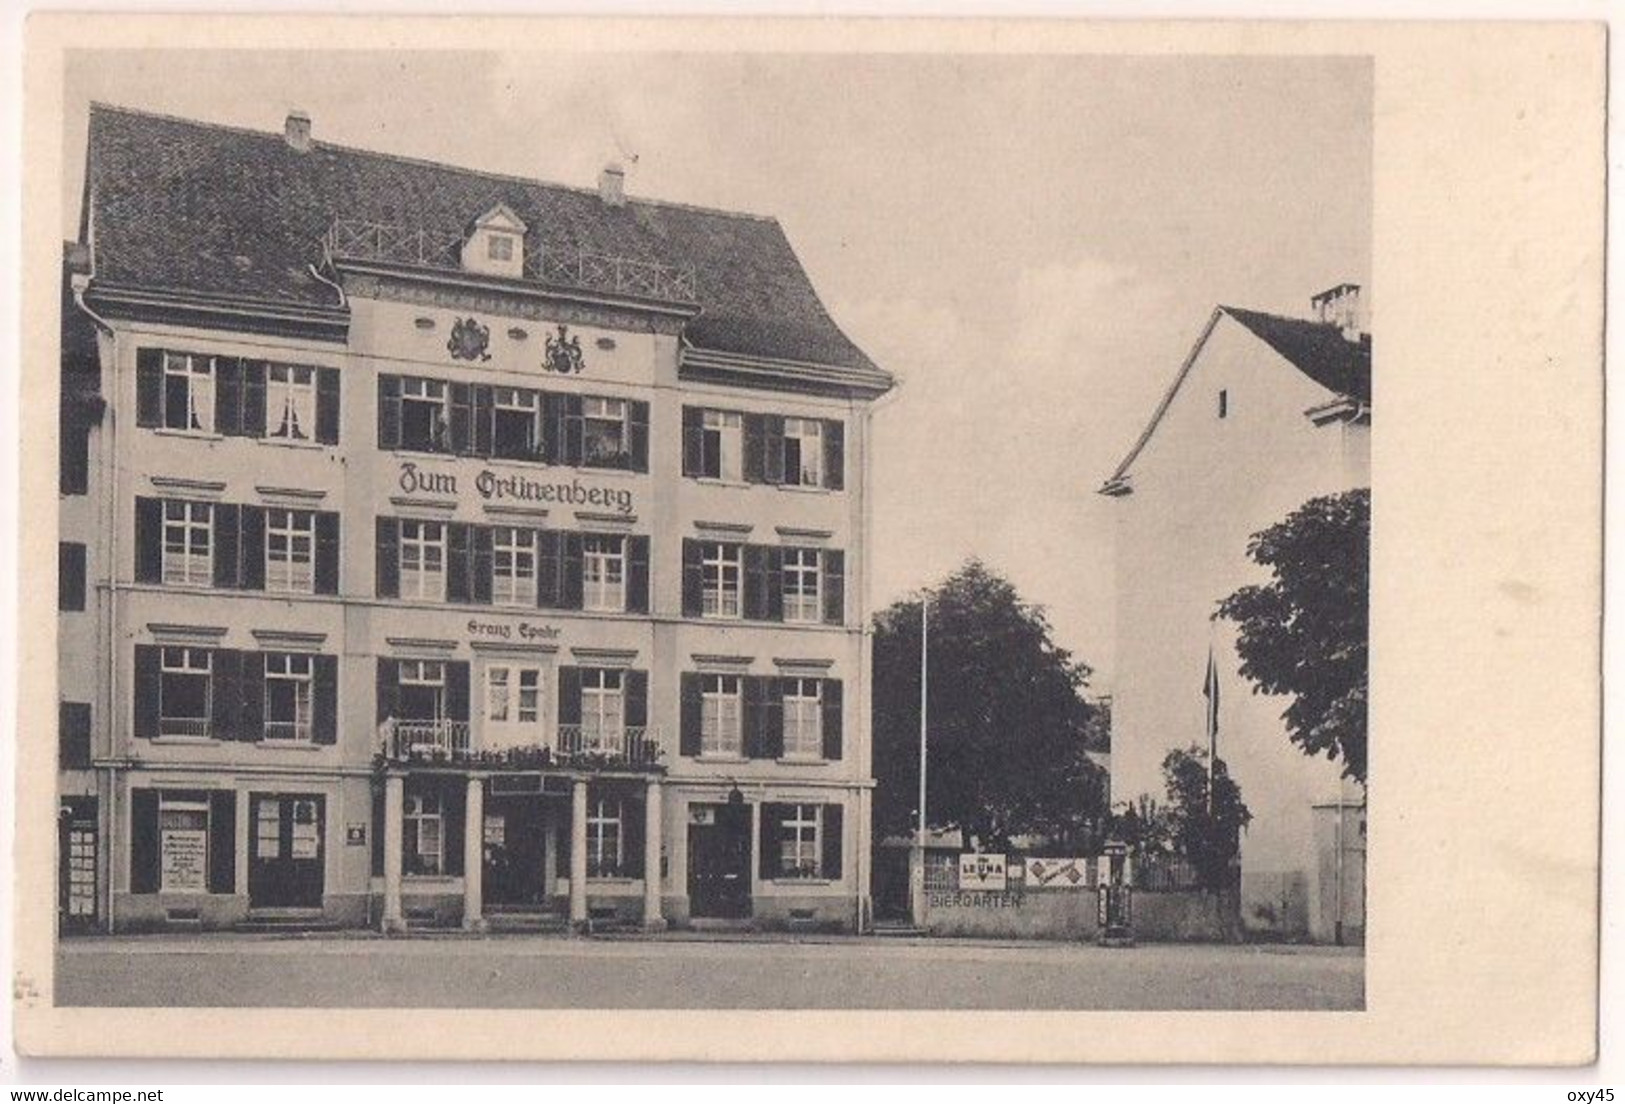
[1158,746,1250,891]
[871,559,1107,851]
[1217,488,1370,784]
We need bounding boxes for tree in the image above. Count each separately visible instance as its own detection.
[871,559,1108,850]
[1158,746,1250,891]
[1217,488,1370,784]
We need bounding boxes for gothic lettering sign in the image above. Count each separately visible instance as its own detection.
[467,618,562,643]
[397,462,634,515]
[926,891,1026,909]
[542,324,585,375]
[447,316,493,362]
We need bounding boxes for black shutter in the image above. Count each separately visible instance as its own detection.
[313,654,338,744]
[681,539,703,618]
[823,549,845,626]
[59,702,92,769]
[821,679,843,761]
[134,497,163,583]
[764,546,785,622]
[447,661,471,722]
[624,669,648,728]
[759,803,783,882]
[562,394,585,466]
[822,805,844,880]
[743,676,767,759]
[763,415,787,485]
[212,503,241,589]
[449,382,474,455]
[679,673,702,757]
[208,791,236,894]
[130,789,160,894]
[536,530,563,608]
[376,658,400,724]
[378,375,402,450]
[237,651,264,742]
[133,645,161,739]
[471,525,493,605]
[763,677,785,760]
[472,385,494,458]
[239,506,266,591]
[681,406,704,477]
[628,400,650,473]
[447,523,472,603]
[626,535,649,614]
[557,667,582,726]
[623,793,645,879]
[136,348,163,427]
[541,392,567,465]
[211,648,241,741]
[823,420,845,491]
[215,357,243,437]
[743,544,768,622]
[58,541,86,612]
[742,414,766,484]
[375,517,400,598]
[316,367,341,445]
[443,782,465,877]
[314,511,339,595]
[241,360,268,438]
[561,533,585,610]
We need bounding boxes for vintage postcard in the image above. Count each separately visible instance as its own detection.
[11,14,1604,1065]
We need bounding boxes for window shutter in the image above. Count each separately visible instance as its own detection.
[562,394,585,466]
[313,654,338,744]
[447,661,471,722]
[472,385,494,458]
[557,667,582,727]
[626,535,650,614]
[239,506,266,591]
[822,805,844,880]
[763,677,785,760]
[823,549,845,625]
[742,544,769,621]
[446,523,472,603]
[59,701,92,769]
[821,678,843,761]
[681,539,703,618]
[742,414,766,483]
[58,542,87,612]
[208,790,236,894]
[763,415,787,485]
[375,517,400,599]
[237,651,264,742]
[622,794,645,879]
[134,497,163,583]
[536,529,563,608]
[241,360,268,438]
[211,648,241,741]
[679,673,702,757]
[759,803,783,882]
[314,511,339,595]
[443,783,465,877]
[541,392,567,465]
[377,375,403,450]
[628,400,650,473]
[742,676,767,759]
[376,658,400,724]
[60,418,90,496]
[681,407,704,477]
[215,357,243,437]
[561,532,585,610]
[765,546,785,622]
[316,367,341,445]
[823,420,845,491]
[136,348,163,427]
[133,645,161,739]
[624,669,648,729]
[130,789,160,893]
[449,383,474,456]
[212,503,241,589]
[471,525,493,605]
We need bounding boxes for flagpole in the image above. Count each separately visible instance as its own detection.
[918,590,929,849]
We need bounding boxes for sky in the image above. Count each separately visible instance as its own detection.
[60,49,1372,691]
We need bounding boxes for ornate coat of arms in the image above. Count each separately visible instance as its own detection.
[542,324,585,375]
[446,316,492,362]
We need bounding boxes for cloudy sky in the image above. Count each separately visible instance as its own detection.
[61,49,1372,691]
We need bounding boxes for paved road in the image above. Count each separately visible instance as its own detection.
[56,935,1363,1010]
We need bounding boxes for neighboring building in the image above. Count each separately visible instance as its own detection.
[1100,286,1369,942]
[57,104,892,935]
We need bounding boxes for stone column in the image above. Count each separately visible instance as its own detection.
[382,774,405,932]
[642,779,665,931]
[570,777,589,932]
[463,775,485,932]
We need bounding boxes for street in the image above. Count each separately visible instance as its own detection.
[56,934,1363,1010]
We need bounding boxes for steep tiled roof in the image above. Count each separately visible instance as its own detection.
[83,104,885,377]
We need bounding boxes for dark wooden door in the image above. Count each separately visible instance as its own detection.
[249,794,325,908]
[688,803,752,918]
[484,797,546,907]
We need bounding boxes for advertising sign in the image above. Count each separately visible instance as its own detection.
[1025,857,1093,889]
[957,852,1007,891]
[161,828,207,892]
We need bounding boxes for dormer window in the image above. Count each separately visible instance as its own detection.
[487,235,514,263]
[461,204,527,279]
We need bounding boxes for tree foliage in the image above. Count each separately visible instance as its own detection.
[871,560,1108,850]
[1217,488,1370,784]
[1113,747,1250,891]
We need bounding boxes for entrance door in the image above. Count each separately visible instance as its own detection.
[688,802,752,919]
[58,799,98,932]
[249,794,325,908]
[483,795,547,907]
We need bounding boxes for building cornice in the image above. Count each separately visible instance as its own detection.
[680,346,895,402]
[84,282,350,343]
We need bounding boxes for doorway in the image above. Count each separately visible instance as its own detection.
[483,794,548,908]
[688,802,752,919]
[248,793,325,909]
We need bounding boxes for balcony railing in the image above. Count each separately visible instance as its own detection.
[556,724,661,767]
[382,718,473,761]
[378,718,662,771]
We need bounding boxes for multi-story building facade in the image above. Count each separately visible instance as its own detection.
[57,104,892,935]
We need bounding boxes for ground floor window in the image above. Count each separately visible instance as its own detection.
[761,802,844,882]
[586,797,624,878]
[404,789,443,875]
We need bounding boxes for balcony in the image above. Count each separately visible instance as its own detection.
[378,718,662,772]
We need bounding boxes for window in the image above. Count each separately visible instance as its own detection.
[586,797,624,878]
[700,409,741,481]
[267,364,317,441]
[783,418,824,488]
[403,789,443,875]
[582,397,628,468]
[1218,389,1229,419]
[487,234,514,262]
[782,548,821,623]
[400,377,449,452]
[783,679,824,759]
[492,387,542,460]
[159,795,212,891]
[59,541,87,611]
[701,542,742,619]
[161,500,212,586]
[399,521,446,601]
[397,659,446,721]
[161,352,214,433]
[778,804,823,879]
[582,535,626,612]
[492,527,537,606]
[266,509,316,594]
[485,665,543,733]
[580,668,624,750]
[700,674,742,757]
[263,653,314,742]
[159,646,212,738]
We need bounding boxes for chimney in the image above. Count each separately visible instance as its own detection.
[284,109,312,153]
[598,162,626,208]
[1311,282,1365,339]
